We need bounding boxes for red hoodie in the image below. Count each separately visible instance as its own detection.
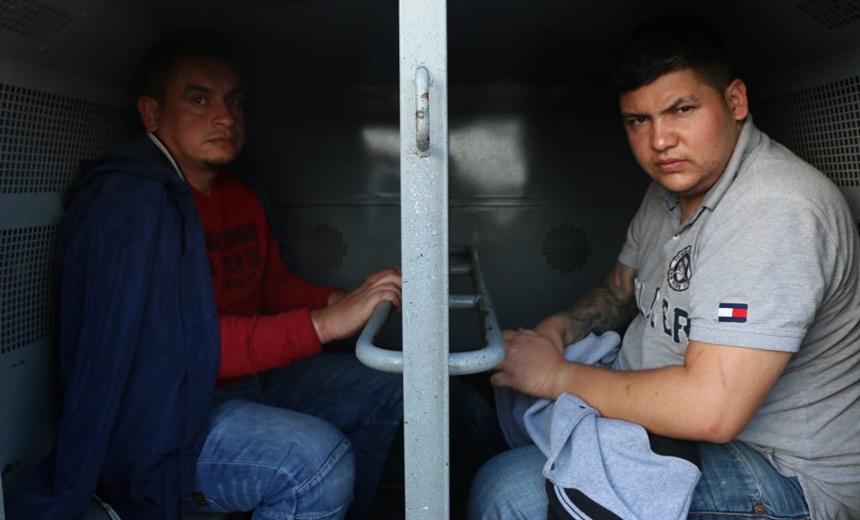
[192,172,339,387]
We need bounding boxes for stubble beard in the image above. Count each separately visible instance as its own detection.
[203,156,235,170]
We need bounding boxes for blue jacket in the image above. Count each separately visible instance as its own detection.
[7,132,282,519]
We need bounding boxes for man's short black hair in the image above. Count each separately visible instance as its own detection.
[615,14,735,95]
[135,34,235,102]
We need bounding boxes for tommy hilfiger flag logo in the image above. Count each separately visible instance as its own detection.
[718,303,748,323]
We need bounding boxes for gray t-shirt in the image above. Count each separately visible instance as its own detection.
[617,118,860,519]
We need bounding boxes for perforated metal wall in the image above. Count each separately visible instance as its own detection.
[296,223,348,274]
[0,77,134,361]
[797,0,860,30]
[542,224,592,274]
[0,225,56,355]
[755,75,860,188]
[0,82,135,194]
[0,0,74,45]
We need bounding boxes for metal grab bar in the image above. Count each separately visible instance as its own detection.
[357,247,504,375]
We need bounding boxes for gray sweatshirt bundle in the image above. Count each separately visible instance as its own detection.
[495,332,701,519]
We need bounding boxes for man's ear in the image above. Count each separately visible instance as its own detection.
[137,95,161,132]
[725,79,749,122]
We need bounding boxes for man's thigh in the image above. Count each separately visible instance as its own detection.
[690,441,809,519]
[259,353,403,442]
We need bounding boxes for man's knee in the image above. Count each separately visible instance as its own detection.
[288,435,355,518]
[199,400,356,517]
[258,411,356,514]
[235,412,355,518]
[468,446,548,520]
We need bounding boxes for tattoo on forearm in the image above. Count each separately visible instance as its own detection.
[558,264,638,341]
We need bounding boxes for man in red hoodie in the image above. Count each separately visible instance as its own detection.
[136,39,404,520]
[6,34,403,520]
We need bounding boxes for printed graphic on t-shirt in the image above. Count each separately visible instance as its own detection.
[203,223,264,292]
[625,244,694,345]
[635,274,692,346]
[667,245,692,291]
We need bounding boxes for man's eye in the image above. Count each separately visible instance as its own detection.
[227,96,244,107]
[677,106,693,114]
[627,116,647,127]
[192,96,206,105]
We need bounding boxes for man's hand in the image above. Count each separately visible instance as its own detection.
[490,328,571,400]
[309,267,402,344]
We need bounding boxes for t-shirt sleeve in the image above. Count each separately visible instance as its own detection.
[618,217,641,270]
[218,309,322,379]
[619,182,661,270]
[689,195,835,352]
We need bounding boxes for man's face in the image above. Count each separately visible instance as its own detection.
[140,55,245,176]
[619,69,748,214]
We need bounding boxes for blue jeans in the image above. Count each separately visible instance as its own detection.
[182,353,403,520]
[468,441,810,519]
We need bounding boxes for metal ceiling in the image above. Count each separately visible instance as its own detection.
[0,0,859,88]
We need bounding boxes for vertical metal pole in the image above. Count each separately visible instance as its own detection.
[399,0,449,517]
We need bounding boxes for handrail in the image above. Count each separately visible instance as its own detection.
[356,247,505,375]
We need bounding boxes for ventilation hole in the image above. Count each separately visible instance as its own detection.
[0,83,137,194]
[0,0,74,44]
[754,75,860,188]
[1,226,57,355]
[542,225,591,273]
[298,224,347,274]
[797,0,860,30]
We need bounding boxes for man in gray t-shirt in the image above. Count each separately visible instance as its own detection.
[470,16,860,520]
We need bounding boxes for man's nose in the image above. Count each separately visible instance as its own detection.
[213,100,236,126]
[650,120,678,151]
